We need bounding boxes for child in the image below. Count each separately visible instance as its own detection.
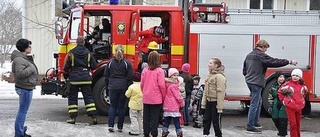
[162,68,185,137]
[200,57,226,137]
[190,74,204,128]
[125,72,143,136]
[269,73,287,137]
[278,69,308,137]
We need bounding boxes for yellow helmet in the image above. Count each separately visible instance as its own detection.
[148,41,159,50]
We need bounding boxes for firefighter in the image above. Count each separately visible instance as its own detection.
[137,26,168,57]
[63,36,98,125]
[138,41,159,72]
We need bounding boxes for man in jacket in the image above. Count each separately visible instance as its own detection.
[63,36,98,125]
[243,39,298,134]
[12,38,38,137]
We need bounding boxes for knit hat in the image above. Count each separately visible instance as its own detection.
[168,68,179,77]
[16,38,32,52]
[181,63,190,73]
[291,69,303,78]
[155,26,164,35]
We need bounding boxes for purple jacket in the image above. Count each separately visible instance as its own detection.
[163,81,184,112]
[141,67,166,104]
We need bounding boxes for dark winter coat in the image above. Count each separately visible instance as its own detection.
[11,50,39,90]
[180,72,194,97]
[242,49,289,87]
[104,58,134,90]
[64,45,97,85]
[270,82,287,118]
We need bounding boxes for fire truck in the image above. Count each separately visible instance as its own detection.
[41,0,320,116]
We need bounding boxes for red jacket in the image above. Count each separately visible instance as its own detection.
[278,80,307,111]
[138,27,166,53]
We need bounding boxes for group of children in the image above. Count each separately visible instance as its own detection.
[125,64,206,137]
[269,69,309,137]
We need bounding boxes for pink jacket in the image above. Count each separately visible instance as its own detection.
[141,67,166,104]
[163,81,185,112]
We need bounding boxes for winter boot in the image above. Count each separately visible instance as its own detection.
[177,132,183,137]
[23,126,31,137]
[91,116,98,125]
[162,131,169,137]
[66,118,76,124]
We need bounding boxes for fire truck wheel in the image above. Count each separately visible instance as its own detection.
[261,78,277,117]
[92,78,109,116]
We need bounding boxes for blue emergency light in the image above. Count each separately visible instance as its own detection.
[110,0,119,5]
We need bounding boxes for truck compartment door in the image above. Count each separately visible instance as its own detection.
[198,34,253,96]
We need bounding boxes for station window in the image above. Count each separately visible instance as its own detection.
[250,0,273,9]
[310,0,320,10]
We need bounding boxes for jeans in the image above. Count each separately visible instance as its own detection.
[184,96,191,124]
[246,83,262,130]
[163,117,182,133]
[15,88,33,137]
[108,89,126,129]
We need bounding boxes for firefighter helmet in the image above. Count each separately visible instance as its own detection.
[148,41,159,50]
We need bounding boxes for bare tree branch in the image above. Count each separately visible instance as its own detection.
[0,0,22,67]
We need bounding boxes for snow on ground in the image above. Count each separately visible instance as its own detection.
[0,81,62,99]
[1,81,320,137]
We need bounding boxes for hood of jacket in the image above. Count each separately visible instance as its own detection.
[72,45,90,58]
[11,50,28,61]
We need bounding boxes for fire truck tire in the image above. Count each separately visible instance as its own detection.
[92,78,109,116]
[261,78,277,117]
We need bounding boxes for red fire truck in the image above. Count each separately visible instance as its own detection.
[42,0,320,116]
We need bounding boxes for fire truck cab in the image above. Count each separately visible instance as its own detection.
[42,0,225,115]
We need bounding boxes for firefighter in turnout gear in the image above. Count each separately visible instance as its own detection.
[63,36,98,125]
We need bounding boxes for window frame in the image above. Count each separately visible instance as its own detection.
[248,0,275,10]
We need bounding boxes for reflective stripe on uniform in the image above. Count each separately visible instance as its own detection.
[71,53,74,67]
[68,109,78,113]
[86,107,97,112]
[68,104,78,113]
[86,103,95,108]
[68,105,78,109]
[87,54,91,68]
[70,81,92,85]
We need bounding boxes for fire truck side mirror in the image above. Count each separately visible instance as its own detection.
[55,21,63,40]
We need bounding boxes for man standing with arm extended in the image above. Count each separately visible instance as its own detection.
[243,40,298,134]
